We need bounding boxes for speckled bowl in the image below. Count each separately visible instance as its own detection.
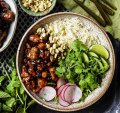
[18,0,56,16]
[16,12,115,112]
[0,0,18,52]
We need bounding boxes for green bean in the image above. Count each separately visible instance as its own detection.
[99,1,114,16]
[73,0,106,27]
[90,0,112,25]
[98,60,104,70]
[101,0,117,10]
[101,57,109,71]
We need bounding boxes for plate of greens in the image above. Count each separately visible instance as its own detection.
[16,12,115,111]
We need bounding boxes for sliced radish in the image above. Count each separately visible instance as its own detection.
[57,78,66,89]
[72,86,82,102]
[58,95,70,107]
[63,85,75,103]
[57,84,66,96]
[39,86,56,101]
[60,85,70,101]
[65,83,76,86]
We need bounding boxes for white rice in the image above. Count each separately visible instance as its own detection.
[47,17,100,48]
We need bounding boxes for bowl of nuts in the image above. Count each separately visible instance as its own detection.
[0,0,18,52]
[18,0,56,16]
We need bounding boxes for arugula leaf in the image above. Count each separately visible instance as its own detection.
[0,76,5,86]
[0,91,11,98]
[15,105,25,113]
[0,55,36,112]
[20,86,25,95]
[10,68,17,80]
[26,100,36,110]
[6,97,16,108]
[2,104,12,112]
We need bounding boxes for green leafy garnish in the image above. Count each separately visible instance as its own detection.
[0,55,36,113]
[55,40,109,99]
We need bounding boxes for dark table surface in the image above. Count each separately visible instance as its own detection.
[1,0,120,113]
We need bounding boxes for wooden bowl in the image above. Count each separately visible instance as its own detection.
[16,12,115,112]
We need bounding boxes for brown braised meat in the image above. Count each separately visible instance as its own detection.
[21,33,58,93]
[0,0,14,47]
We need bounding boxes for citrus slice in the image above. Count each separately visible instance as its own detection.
[90,44,109,59]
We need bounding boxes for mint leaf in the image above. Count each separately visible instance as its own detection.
[3,104,12,112]
[0,76,5,86]
[6,97,16,108]
[0,90,11,98]
[15,105,25,113]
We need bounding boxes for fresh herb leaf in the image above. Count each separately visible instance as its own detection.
[6,97,16,108]
[47,82,56,86]
[0,76,5,86]
[26,100,36,110]
[70,39,87,52]
[55,40,109,99]
[15,105,25,113]
[20,86,25,95]
[2,104,12,112]
[0,55,36,112]
[0,90,11,98]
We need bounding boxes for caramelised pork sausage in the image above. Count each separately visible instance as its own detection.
[37,78,47,88]
[29,34,40,43]
[38,42,46,50]
[27,47,39,60]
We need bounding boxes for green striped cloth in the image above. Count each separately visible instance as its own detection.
[58,0,120,41]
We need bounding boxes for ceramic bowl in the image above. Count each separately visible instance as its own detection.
[16,12,115,112]
[0,0,18,52]
[18,0,56,16]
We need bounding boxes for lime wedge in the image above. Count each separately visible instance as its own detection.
[90,44,109,59]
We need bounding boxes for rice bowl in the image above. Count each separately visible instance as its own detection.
[16,12,115,111]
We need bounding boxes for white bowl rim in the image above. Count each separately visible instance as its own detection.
[0,0,18,52]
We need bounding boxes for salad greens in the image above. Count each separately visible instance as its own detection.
[55,39,109,99]
[0,56,35,113]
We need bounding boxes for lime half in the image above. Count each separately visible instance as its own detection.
[90,44,109,59]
